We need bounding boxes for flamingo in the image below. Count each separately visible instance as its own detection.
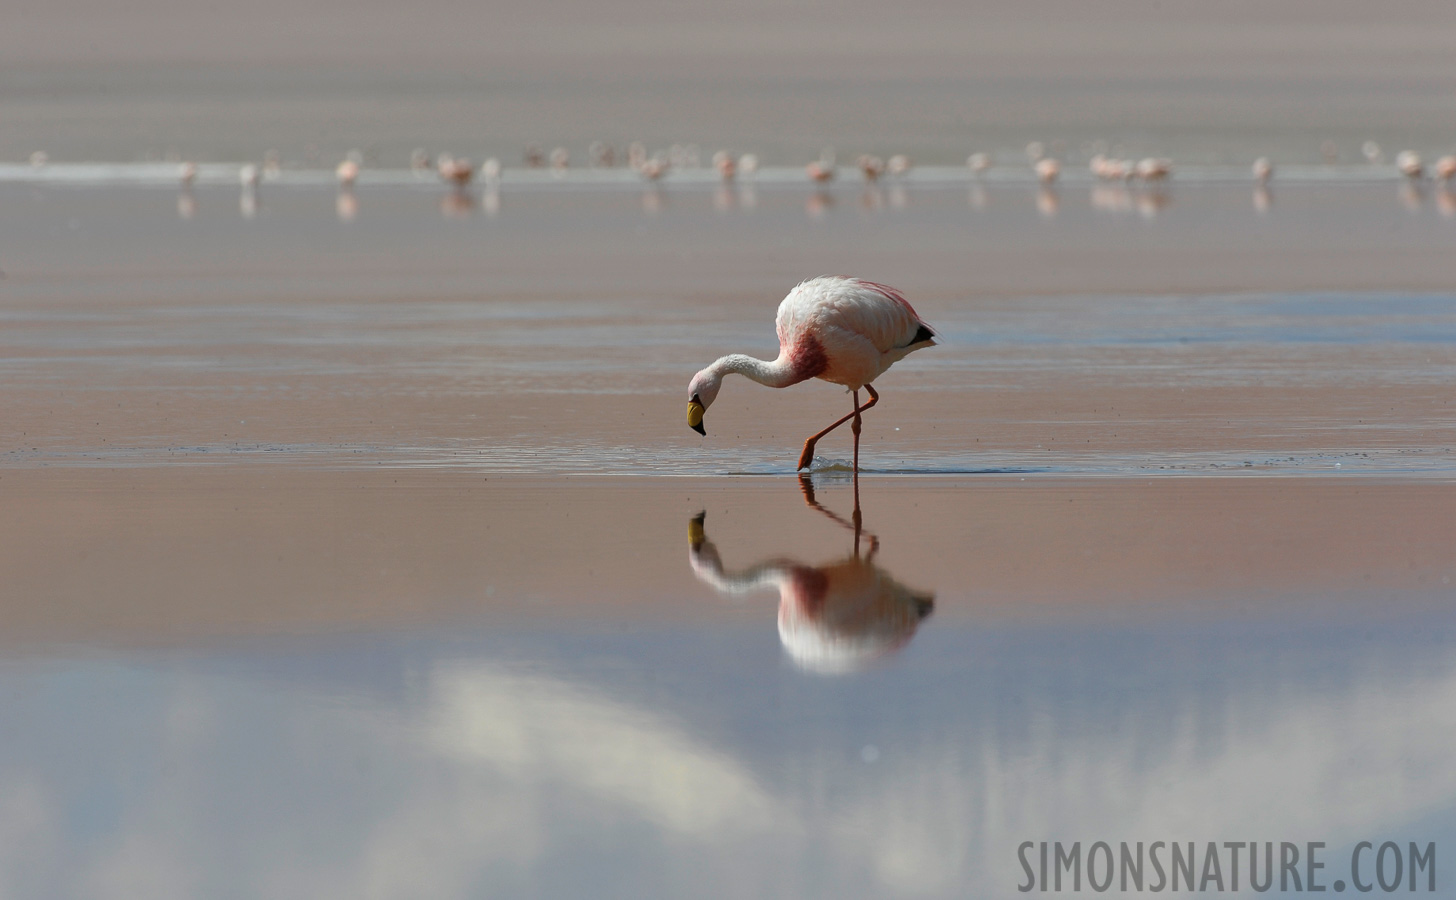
[806,159,835,183]
[589,141,614,168]
[712,150,737,181]
[637,155,670,181]
[858,154,886,182]
[335,152,361,188]
[1134,157,1171,181]
[686,275,936,472]
[436,154,474,187]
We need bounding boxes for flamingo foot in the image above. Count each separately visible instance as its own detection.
[797,441,817,471]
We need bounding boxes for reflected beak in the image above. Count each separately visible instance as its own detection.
[687,397,706,435]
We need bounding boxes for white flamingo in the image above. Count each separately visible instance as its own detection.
[686,275,936,472]
[1135,157,1171,181]
[335,154,361,188]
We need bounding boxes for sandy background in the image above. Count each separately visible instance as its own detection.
[4,0,1454,164]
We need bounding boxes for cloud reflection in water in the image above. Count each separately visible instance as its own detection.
[0,527,1453,896]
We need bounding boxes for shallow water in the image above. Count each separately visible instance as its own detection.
[2,473,1455,897]
[4,181,1456,476]
[2,180,1456,896]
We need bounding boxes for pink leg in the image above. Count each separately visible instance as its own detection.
[796,384,879,471]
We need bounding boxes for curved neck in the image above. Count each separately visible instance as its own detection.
[711,353,799,388]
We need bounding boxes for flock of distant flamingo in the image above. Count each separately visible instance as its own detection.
[57,138,1443,193]
[22,139,1456,227]
[82,137,1448,221]
[24,140,1455,218]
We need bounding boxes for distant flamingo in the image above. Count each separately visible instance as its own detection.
[1135,157,1171,181]
[336,154,361,188]
[712,150,737,181]
[436,154,474,187]
[807,148,837,183]
[686,275,936,472]
[637,155,670,181]
[1396,151,1424,179]
[589,141,615,168]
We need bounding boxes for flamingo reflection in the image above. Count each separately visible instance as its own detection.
[688,477,934,674]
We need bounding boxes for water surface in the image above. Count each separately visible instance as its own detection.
[2,180,1455,897]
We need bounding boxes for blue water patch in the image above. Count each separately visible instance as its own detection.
[4,605,1454,898]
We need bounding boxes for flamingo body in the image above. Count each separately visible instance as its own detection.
[687,275,935,470]
[774,276,932,390]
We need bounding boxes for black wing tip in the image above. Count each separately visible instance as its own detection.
[911,324,936,345]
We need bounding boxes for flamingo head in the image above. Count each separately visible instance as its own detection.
[686,369,722,435]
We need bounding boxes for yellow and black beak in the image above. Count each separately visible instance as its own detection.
[687,395,706,435]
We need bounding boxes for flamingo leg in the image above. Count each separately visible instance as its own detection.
[796,383,880,471]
